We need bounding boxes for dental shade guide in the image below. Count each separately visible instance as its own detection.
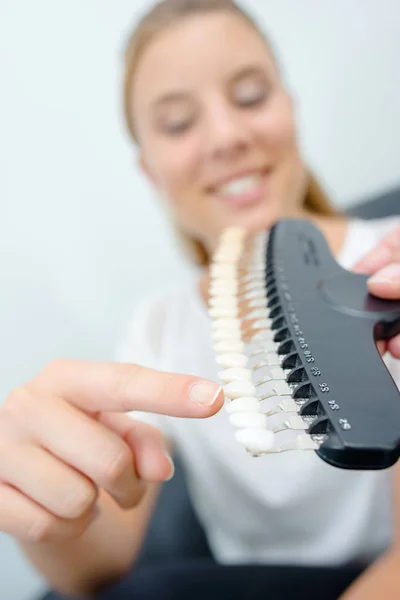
[209,219,400,470]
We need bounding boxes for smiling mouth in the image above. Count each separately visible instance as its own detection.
[209,170,269,208]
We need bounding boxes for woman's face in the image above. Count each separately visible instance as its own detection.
[131,11,308,253]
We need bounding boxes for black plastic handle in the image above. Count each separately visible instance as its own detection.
[267,219,400,470]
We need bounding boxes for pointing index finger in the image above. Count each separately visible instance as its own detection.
[31,360,224,418]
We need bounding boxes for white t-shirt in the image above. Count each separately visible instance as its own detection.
[117,217,400,568]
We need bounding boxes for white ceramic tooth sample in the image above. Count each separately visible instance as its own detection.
[210,282,238,295]
[223,380,256,399]
[249,341,277,354]
[270,367,286,380]
[251,318,272,329]
[214,339,245,354]
[210,264,237,278]
[281,416,307,430]
[214,248,243,261]
[229,412,267,429]
[243,289,264,300]
[295,435,319,450]
[225,396,261,414]
[246,308,269,319]
[209,306,239,318]
[248,297,267,309]
[263,380,292,397]
[235,429,275,454]
[220,226,246,240]
[267,398,299,415]
[256,368,287,386]
[209,297,238,309]
[211,317,241,330]
[216,353,249,368]
[212,329,242,342]
[218,367,252,383]
[245,280,264,291]
[252,353,281,368]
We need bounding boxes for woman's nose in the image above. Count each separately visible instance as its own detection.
[203,104,251,161]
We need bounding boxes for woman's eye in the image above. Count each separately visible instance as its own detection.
[234,79,268,107]
[157,108,195,135]
[164,118,193,135]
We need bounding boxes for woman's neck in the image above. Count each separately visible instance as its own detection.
[199,213,349,304]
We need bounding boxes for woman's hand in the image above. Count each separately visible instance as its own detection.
[353,224,400,358]
[0,360,223,543]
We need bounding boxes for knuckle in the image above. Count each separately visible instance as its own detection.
[3,386,35,418]
[35,359,68,383]
[60,481,97,520]
[26,513,58,543]
[99,444,132,488]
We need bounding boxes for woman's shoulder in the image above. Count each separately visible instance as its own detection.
[340,215,400,268]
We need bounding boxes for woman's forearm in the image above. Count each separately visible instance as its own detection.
[19,484,160,598]
[340,549,400,600]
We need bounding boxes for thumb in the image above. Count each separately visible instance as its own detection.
[367,263,400,300]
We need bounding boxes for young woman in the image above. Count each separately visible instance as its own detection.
[1,1,400,599]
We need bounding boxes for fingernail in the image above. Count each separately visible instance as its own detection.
[190,382,222,406]
[164,452,175,481]
[369,264,400,283]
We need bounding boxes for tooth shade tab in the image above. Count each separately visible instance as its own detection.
[213,339,245,354]
[211,329,243,342]
[229,412,268,429]
[210,283,239,294]
[235,429,275,454]
[210,264,238,278]
[218,367,252,383]
[272,416,307,433]
[223,380,256,399]
[209,306,239,318]
[211,318,241,330]
[216,353,249,368]
[209,297,238,309]
[225,396,261,413]
[266,398,301,416]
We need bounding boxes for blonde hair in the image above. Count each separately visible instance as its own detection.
[123,0,337,265]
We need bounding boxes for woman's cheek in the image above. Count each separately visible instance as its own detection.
[253,99,298,155]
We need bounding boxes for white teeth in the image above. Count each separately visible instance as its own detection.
[248,297,267,309]
[252,318,272,329]
[210,282,239,295]
[212,329,242,342]
[255,367,287,385]
[259,380,292,400]
[272,416,307,433]
[234,429,275,454]
[210,264,238,278]
[218,368,252,383]
[266,398,300,415]
[209,297,238,309]
[229,412,268,429]
[211,318,241,330]
[209,226,318,458]
[213,340,245,354]
[225,396,261,414]
[223,380,256,399]
[209,306,239,318]
[216,353,249,368]
[217,174,262,197]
